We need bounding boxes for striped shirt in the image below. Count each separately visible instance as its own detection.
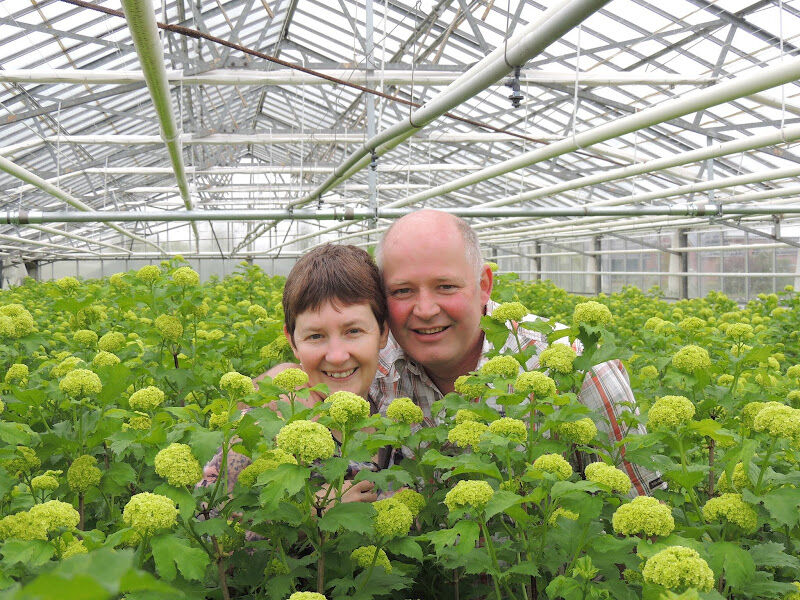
[370,300,663,497]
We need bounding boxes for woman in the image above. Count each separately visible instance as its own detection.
[199,244,388,504]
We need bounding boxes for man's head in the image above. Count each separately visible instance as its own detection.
[377,210,493,384]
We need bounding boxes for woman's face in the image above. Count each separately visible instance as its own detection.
[287,300,388,400]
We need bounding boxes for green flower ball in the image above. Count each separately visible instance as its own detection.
[122,492,177,536]
[172,266,199,286]
[28,500,79,532]
[276,420,335,463]
[671,345,711,374]
[491,302,529,323]
[373,498,413,538]
[514,371,557,396]
[154,314,183,341]
[538,344,576,374]
[154,443,202,487]
[59,369,102,397]
[641,546,714,592]
[554,418,597,445]
[444,480,494,513]
[648,396,695,429]
[531,453,572,480]
[702,493,758,532]
[386,397,424,424]
[573,301,612,328]
[67,455,102,493]
[488,417,527,443]
[480,355,519,379]
[350,545,392,573]
[392,489,425,517]
[584,462,632,495]
[272,368,309,391]
[612,496,674,537]
[447,421,488,450]
[128,386,165,412]
[219,371,254,398]
[98,331,126,352]
[327,391,370,427]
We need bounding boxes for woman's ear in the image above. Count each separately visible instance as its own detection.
[284,325,299,359]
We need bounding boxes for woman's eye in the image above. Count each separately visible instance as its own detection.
[306,333,323,340]
[391,288,411,297]
[347,328,363,335]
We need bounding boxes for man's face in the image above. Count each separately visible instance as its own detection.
[381,225,492,378]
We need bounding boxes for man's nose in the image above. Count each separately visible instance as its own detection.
[413,289,440,320]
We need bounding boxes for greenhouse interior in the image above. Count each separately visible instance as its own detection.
[3,0,800,599]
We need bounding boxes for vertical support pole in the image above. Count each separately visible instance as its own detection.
[533,241,542,281]
[668,230,687,299]
[365,0,377,237]
[773,216,780,294]
[585,236,601,295]
[0,259,4,290]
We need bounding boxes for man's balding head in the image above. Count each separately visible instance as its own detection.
[376,210,484,281]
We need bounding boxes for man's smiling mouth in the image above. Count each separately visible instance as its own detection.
[413,326,449,335]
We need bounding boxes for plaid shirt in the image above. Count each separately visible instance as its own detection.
[370,300,663,498]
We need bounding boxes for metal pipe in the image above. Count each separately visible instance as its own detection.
[119,183,429,193]
[0,68,717,87]
[0,232,100,255]
[120,0,198,249]
[28,225,134,254]
[505,270,790,278]
[3,204,797,225]
[234,0,610,255]
[0,154,165,253]
[18,131,563,146]
[383,54,800,210]
[470,123,800,234]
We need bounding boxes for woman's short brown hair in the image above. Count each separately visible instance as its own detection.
[282,244,387,339]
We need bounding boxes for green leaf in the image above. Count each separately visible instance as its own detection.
[688,419,735,444]
[749,542,800,571]
[318,502,375,535]
[758,487,800,527]
[425,520,479,556]
[154,483,196,521]
[484,490,522,520]
[150,535,209,582]
[385,537,423,562]
[705,541,755,590]
[480,316,513,352]
[0,539,54,567]
[0,422,34,446]
[546,575,584,600]
[257,464,310,508]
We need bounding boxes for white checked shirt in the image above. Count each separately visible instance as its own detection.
[370,300,663,498]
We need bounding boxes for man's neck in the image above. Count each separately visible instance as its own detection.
[422,335,484,396]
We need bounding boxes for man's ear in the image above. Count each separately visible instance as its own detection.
[479,264,493,305]
[379,321,389,349]
[283,325,299,359]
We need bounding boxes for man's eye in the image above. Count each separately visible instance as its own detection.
[440,284,457,291]
[306,333,323,341]
[391,288,411,296]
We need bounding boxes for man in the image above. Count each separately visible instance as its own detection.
[371,209,661,497]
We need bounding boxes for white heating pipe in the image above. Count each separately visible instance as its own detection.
[19,131,562,146]
[0,68,717,87]
[120,183,428,193]
[241,0,610,254]
[0,154,165,253]
[470,123,800,234]
[120,0,198,249]
[28,225,134,254]
[0,232,100,255]
[384,55,800,210]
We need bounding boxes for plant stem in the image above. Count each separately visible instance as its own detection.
[480,519,506,600]
[357,543,382,592]
[755,438,777,495]
[211,536,231,600]
[707,437,715,495]
[78,493,85,530]
[316,533,325,594]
